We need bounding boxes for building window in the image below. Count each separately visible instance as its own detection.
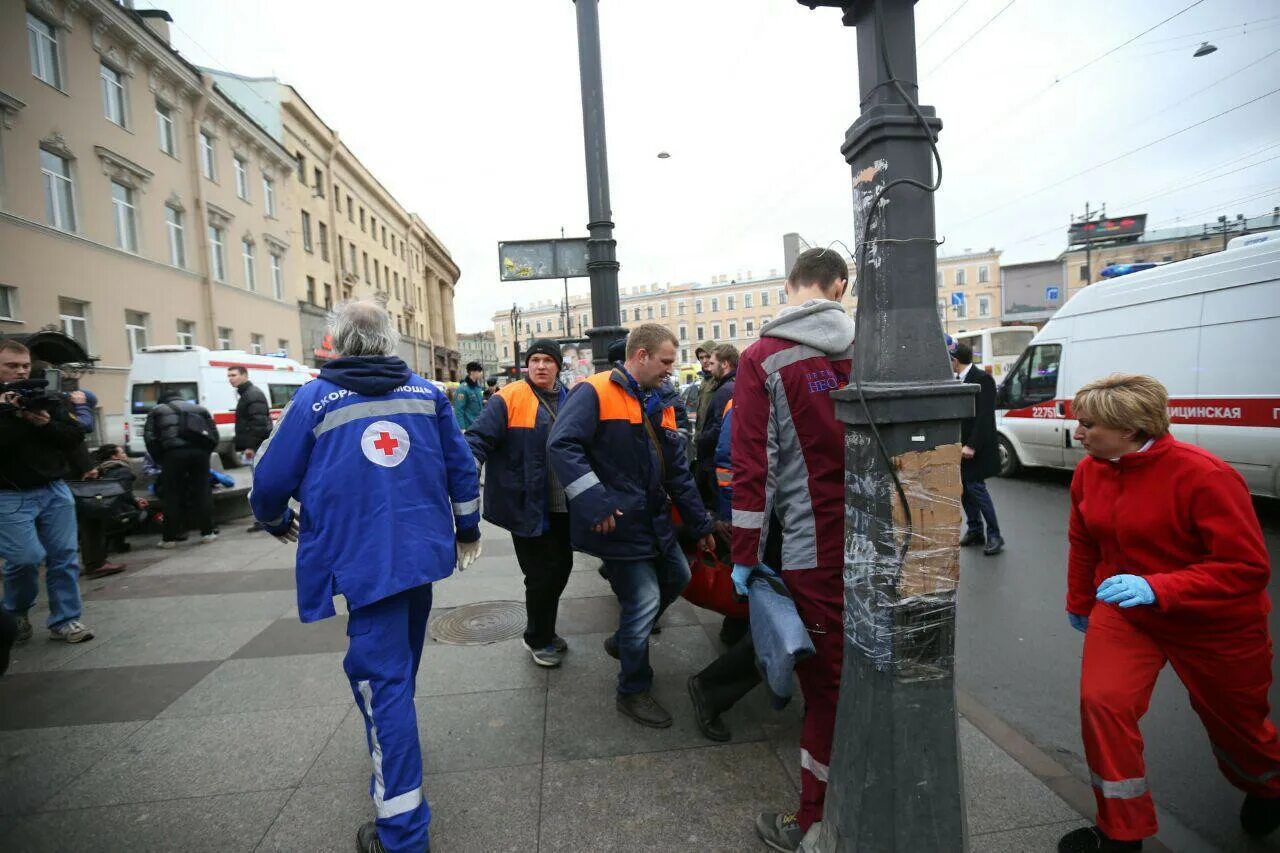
[978,265,989,284]
[728,321,737,338]
[711,297,719,312]
[381,225,387,248]
[745,319,755,336]
[679,325,687,341]
[27,13,62,89]
[262,177,276,217]
[301,211,313,253]
[678,301,686,316]
[646,305,655,319]
[176,320,195,347]
[306,276,316,304]
[250,333,264,355]
[242,239,256,291]
[217,327,232,350]
[695,298,703,313]
[323,283,333,309]
[1079,264,1090,281]
[209,225,226,281]
[277,338,289,355]
[374,259,381,288]
[660,304,668,318]
[712,323,721,339]
[110,181,138,252]
[200,131,216,180]
[955,298,967,320]
[165,206,186,268]
[696,325,705,340]
[313,167,324,196]
[101,64,128,127]
[363,252,370,282]
[125,310,149,356]
[761,290,770,307]
[318,221,329,260]
[744,293,753,309]
[360,208,366,232]
[535,320,542,333]
[294,152,306,183]
[234,156,249,200]
[270,253,283,300]
[347,195,354,222]
[0,286,15,320]
[350,243,358,275]
[978,295,991,317]
[40,149,76,232]
[727,294,736,310]
[580,313,588,330]
[156,102,177,156]
[778,288,787,305]
[955,268,966,286]
[59,299,88,350]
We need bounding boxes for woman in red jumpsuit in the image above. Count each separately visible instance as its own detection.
[1059,374,1279,853]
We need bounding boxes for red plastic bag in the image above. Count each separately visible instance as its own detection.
[682,549,749,619]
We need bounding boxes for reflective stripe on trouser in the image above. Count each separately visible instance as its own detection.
[344,584,434,853]
[1081,604,1280,842]
[784,566,844,833]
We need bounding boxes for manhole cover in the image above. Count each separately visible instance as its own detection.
[430,600,526,645]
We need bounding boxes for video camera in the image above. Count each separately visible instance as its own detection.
[0,368,67,414]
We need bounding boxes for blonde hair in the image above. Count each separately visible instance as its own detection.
[626,323,678,359]
[1072,374,1170,439]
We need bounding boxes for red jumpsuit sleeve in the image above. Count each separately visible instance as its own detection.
[1066,466,1100,616]
[1144,466,1270,614]
[730,350,768,566]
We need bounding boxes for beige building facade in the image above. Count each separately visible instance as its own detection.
[935,249,1003,335]
[0,0,300,442]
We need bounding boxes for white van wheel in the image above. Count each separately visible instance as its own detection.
[997,436,1021,478]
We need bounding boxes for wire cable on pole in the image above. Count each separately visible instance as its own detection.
[926,0,1017,77]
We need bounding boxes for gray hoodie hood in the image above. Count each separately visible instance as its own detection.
[761,299,854,355]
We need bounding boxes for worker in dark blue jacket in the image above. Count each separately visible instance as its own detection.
[548,324,714,729]
[466,339,572,668]
[250,301,480,853]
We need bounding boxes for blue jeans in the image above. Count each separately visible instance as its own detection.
[0,481,84,629]
[961,477,1000,538]
[344,584,433,853]
[603,538,691,695]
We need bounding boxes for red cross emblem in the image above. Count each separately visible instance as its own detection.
[361,421,410,468]
[373,431,399,456]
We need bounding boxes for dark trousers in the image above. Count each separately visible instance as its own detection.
[961,477,1000,537]
[694,631,761,718]
[159,447,214,541]
[511,513,574,649]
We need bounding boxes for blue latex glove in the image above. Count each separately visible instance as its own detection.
[731,563,755,597]
[1096,574,1156,608]
[1067,612,1089,633]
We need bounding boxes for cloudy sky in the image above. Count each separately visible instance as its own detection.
[138,0,1280,332]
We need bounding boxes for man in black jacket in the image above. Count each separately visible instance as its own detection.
[0,339,95,644]
[227,366,271,460]
[951,342,1004,555]
[695,344,737,517]
[144,390,218,548]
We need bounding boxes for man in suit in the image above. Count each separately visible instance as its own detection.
[951,341,1004,556]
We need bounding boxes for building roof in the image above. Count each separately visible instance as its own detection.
[1060,209,1280,255]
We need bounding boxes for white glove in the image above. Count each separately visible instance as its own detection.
[457,539,482,571]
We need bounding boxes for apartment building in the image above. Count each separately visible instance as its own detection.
[457,330,498,377]
[204,70,461,378]
[0,0,300,441]
[936,249,1003,335]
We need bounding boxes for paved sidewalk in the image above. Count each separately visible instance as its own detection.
[1,518,1098,852]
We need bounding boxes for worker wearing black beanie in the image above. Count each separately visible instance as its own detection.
[524,338,563,370]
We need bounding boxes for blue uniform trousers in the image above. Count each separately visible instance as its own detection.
[344,584,433,853]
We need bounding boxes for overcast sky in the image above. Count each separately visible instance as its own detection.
[138,0,1280,332]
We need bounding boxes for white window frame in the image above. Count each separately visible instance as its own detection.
[242,239,257,291]
[678,301,686,316]
[165,206,186,268]
[0,286,17,321]
[100,63,127,128]
[712,322,721,339]
[744,293,753,308]
[695,298,703,313]
[40,149,76,232]
[27,13,62,90]
[955,299,967,320]
[760,290,770,307]
[200,131,216,180]
[234,155,249,200]
[59,299,89,350]
[250,334,264,355]
[955,268,966,286]
[111,180,138,252]
[301,211,313,252]
[727,294,736,310]
[660,303,668,319]
[217,327,232,350]
[262,176,276,217]
[711,297,719,312]
[209,225,226,282]
[156,102,177,156]
[728,321,737,338]
[176,319,195,347]
[270,252,283,300]
[978,294,991,318]
[978,265,990,284]
[125,310,149,356]
[778,288,787,305]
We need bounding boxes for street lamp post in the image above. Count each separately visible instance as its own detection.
[798,1,973,850]
[574,0,627,372]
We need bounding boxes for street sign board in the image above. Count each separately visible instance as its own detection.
[498,238,590,282]
[950,292,965,307]
[1067,214,1146,246]
[1045,286,1060,302]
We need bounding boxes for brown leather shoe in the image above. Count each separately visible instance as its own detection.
[83,562,126,579]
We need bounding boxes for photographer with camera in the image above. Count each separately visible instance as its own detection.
[144,389,219,548]
[0,339,95,644]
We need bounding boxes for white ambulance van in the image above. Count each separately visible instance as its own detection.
[995,230,1280,498]
[124,346,316,466]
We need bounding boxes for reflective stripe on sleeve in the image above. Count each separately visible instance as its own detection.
[452,498,479,516]
[1091,772,1148,799]
[358,680,424,819]
[800,748,829,783]
[1213,744,1280,785]
[733,508,765,529]
[313,398,437,438]
[715,469,733,486]
[565,471,600,500]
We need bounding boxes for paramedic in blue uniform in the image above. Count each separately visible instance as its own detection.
[250,300,481,853]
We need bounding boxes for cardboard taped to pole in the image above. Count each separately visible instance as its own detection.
[890,443,962,598]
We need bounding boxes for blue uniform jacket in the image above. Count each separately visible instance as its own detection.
[249,356,480,623]
[715,406,733,519]
[548,368,712,561]
[465,379,566,538]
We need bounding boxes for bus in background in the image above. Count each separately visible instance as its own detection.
[952,326,1036,383]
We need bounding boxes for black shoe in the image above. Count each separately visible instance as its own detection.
[1242,793,1280,836]
[651,620,663,636]
[755,812,804,852]
[616,691,673,728]
[687,675,730,742]
[1057,826,1142,852]
[552,635,568,654]
[356,821,387,853]
[603,634,619,660]
[0,610,16,677]
[983,534,1005,556]
[959,530,985,547]
[719,616,749,647]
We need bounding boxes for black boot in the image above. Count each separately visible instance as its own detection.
[356,821,387,853]
[687,675,730,742]
[616,691,673,728]
[1057,826,1142,852]
[959,529,985,547]
[983,534,1005,556]
[1241,793,1280,837]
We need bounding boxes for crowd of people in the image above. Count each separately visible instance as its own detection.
[2,246,1276,853]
